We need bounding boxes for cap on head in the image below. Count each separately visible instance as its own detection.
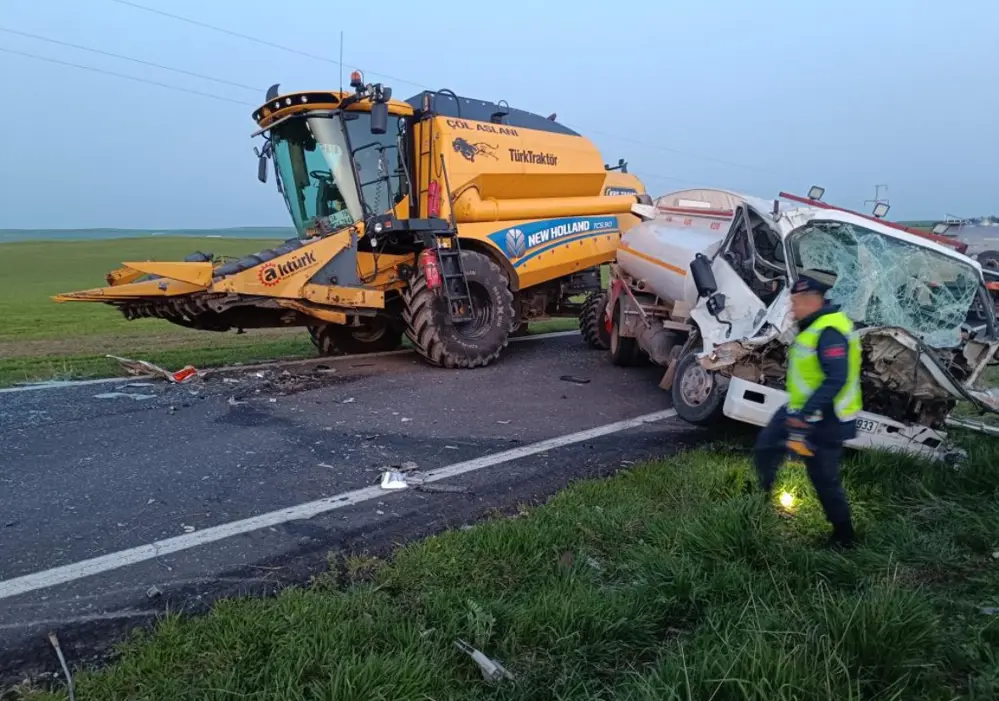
[791,273,830,296]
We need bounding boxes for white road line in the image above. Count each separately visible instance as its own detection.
[0,408,676,601]
[0,330,579,394]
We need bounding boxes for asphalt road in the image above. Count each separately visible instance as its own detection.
[0,333,708,684]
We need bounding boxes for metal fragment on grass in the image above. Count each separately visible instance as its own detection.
[454,639,514,682]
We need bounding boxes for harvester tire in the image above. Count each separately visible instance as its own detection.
[308,319,404,356]
[402,250,515,368]
[579,290,611,350]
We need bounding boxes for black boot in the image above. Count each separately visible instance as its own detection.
[826,521,856,550]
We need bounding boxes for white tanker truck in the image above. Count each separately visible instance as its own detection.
[579,187,999,460]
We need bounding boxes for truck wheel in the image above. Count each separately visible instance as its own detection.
[579,290,611,350]
[671,350,725,425]
[609,299,641,366]
[402,250,515,368]
[308,319,404,356]
[979,250,999,270]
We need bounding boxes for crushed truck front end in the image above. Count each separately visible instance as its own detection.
[608,188,999,460]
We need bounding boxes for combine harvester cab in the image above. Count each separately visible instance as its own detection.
[592,186,999,460]
[54,73,651,369]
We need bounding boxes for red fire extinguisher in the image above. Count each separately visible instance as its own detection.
[418,249,442,290]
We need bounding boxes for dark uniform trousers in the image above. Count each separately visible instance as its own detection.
[753,405,853,531]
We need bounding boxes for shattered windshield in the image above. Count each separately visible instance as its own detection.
[271,116,363,237]
[790,220,984,348]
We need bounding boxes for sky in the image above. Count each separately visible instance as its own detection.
[1,0,996,229]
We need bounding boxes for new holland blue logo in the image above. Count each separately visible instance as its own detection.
[489,216,619,265]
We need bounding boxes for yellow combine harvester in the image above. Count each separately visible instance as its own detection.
[55,72,650,368]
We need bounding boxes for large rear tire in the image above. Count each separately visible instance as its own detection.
[579,290,611,350]
[309,318,404,356]
[402,250,515,368]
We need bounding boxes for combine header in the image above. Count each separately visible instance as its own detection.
[55,72,652,368]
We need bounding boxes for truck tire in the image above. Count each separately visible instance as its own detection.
[308,319,404,356]
[402,250,515,368]
[609,298,641,366]
[579,290,611,350]
[979,250,999,270]
[671,350,725,425]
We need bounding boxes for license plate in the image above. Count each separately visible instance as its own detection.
[856,418,877,433]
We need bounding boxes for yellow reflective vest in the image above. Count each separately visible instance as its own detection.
[786,310,862,421]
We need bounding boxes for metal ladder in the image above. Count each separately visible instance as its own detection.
[434,233,473,322]
[434,152,473,322]
[416,100,475,323]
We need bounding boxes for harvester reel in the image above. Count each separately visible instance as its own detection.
[402,250,515,369]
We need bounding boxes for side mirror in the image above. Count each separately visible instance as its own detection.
[370,102,388,134]
[690,253,718,297]
[872,202,890,218]
[257,154,268,183]
[807,185,825,201]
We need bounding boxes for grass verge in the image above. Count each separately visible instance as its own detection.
[0,237,578,387]
[11,435,999,700]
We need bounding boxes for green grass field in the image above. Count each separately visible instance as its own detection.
[0,238,577,386]
[12,437,999,700]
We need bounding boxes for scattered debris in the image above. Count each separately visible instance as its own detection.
[48,632,76,701]
[497,420,511,425]
[416,483,469,494]
[319,462,334,469]
[454,639,514,682]
[401,417,413,423]
[445,445,459,450]
[146,585,162,599]
[222,378,241,384]
[400,461,419,472]
[342,397,355,404]
[181,524,195,533]
[94,392,157,401]
[559,374,591,385]
[106,354,200,383]
[227,396,247,407]
[380,471,409,490]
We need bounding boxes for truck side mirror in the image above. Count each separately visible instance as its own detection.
[257,155,268,183]
[690,253,718,297]
[371,102,388,134]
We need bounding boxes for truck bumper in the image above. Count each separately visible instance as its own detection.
[722,377,953,461]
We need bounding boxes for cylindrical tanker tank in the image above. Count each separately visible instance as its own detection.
[616,220,726,307]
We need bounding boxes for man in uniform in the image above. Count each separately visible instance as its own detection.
[753,272,862,549]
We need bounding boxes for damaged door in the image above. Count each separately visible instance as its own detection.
[690,204,786,350]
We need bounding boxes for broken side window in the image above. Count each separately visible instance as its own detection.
[720,207,786,306]
[790,221,982,348]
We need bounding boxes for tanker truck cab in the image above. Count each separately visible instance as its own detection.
[612,188,999,461]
